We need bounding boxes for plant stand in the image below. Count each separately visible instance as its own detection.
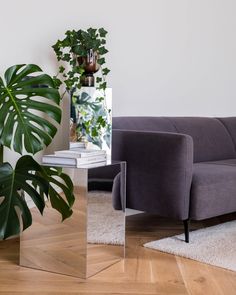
[20,161,126,279]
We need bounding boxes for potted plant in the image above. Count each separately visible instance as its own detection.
[52,27,111,149]
[0,64,75,240]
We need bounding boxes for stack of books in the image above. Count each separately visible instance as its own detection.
[42,148,107,168]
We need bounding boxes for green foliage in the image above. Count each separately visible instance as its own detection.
[52,27,111,149]
[0,64,61,154]
[0,64,75,240]
[74,91,111,148]
[0,156,74,240]
[97,57,105,65]
[102,68,110,76]
[52,27,109,92]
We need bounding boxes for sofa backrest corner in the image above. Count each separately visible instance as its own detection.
[112,116,236,162]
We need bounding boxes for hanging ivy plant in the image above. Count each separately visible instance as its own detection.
[52,28,111,148]
[52,27,110,91]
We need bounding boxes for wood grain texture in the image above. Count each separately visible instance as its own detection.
[0,212,235,294]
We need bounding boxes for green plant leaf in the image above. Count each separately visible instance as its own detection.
[77,67,85,75]
[97,58,105,65]
[96,77,102,83]
[102,68,110,76]
[0,155,75,240]
[99,82,107,90]
[97,116,106,127]
[87,28,97,37]
[39,165,75,210]
[73,45,87,56]
[59,66,65,73]
[0,157,46,239]
[62,53,71,61]
[53,76,62,89]
[0,64,61,154]
[98,28,108,38]
[98,46,108,55]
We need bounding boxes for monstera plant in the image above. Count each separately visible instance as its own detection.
[0,64,75,240]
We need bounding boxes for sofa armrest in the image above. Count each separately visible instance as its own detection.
[112,129,193,220]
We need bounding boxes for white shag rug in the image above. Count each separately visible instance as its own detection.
[87,191,125,245]
[144,220,236,272]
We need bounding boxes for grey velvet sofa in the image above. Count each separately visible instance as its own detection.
[112,117,236,242]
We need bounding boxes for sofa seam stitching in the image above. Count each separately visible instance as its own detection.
[216,118,236,153]
[164,117,179,133]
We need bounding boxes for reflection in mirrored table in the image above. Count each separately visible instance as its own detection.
[20,161,126,279]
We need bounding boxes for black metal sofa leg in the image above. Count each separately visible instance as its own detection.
[183,219,190,243]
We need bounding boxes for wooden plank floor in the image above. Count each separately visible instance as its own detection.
[0,213,235,294]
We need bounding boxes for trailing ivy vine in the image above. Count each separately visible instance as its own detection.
[52,28,111,148]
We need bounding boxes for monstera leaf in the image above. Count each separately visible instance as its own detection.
[0,64,75,240]
[0,155,75,240]
[0,64,61,154]
[34,165,75,220]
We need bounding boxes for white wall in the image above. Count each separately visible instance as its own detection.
[1,0,236,158]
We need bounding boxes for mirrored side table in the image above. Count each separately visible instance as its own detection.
[20,160,126,279]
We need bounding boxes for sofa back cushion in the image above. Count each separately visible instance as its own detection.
[218,117,236,150]
[113,116,236,162]
[168,117,236,162]
[112,117,176,132]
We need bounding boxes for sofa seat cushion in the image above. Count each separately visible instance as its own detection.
[190,159,236,220]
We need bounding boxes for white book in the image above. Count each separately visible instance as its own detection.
[55,149,106,158]
[69,142,86,149]
[42,154,106,167]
